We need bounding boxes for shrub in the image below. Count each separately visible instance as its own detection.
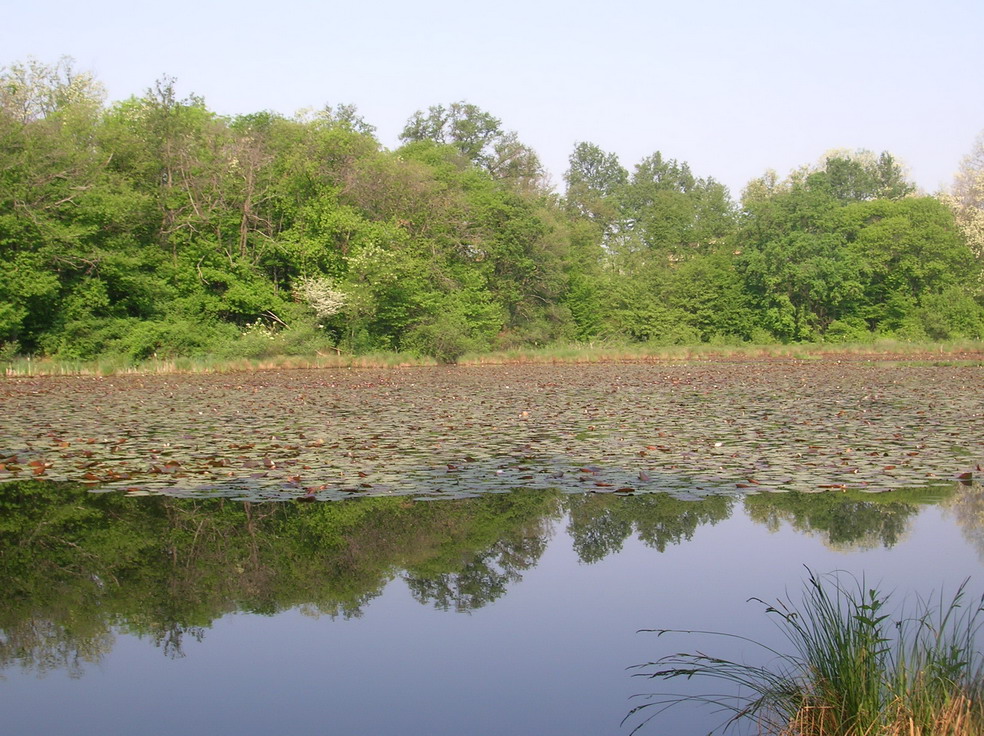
[825,317,875,344]
[917,289,984,340]
[405,312,476,364]
[114,319,238,360]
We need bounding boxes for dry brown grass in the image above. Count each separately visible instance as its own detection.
[777,695,981,736]
[3,339,983,377]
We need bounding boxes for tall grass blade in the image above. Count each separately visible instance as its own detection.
[627,569,984,735]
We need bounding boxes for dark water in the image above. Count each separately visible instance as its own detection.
[1,482,982,736]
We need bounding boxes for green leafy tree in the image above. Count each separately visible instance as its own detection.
[733,153,981,341]
[820,149,915,202]
[400,101,544,189]
[564,142,628,224]
[0,57,149,356]
[620,152,736,257]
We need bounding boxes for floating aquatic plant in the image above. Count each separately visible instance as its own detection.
[0,363,980,501]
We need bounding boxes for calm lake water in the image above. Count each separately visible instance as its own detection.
[1,363,983,735]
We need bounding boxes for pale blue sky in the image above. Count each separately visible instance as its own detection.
[4,0,982,197]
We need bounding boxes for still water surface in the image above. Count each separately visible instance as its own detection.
[2,363,982,734]
[2,487,982,736]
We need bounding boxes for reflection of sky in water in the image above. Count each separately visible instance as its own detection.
[2,503,981,736]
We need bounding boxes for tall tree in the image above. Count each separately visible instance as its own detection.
[564,142,628,209]
[822,150,913,201]
[0,56,104,123]
[563,142,628,242]
[942,130,984,260]
[621,152,735,256]
[736,165,980,341]
[0,57,122,355]
[784,149,916,203]
[400,102,544,189]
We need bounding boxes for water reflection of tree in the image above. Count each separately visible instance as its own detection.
[405,491,558,611]
[942,482,984,562]
[2,479,960,677]
[0,481,560,675]
[0,615,114,678]
[743,487,952,550]
[406,548,519,612]
[564,494,735,564]
[406,534,548,612]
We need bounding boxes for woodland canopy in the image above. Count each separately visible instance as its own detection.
[2,58,982,363]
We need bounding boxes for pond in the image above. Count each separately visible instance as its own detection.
[1,362,983,735]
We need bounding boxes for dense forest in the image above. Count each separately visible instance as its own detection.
[2,58,983,363]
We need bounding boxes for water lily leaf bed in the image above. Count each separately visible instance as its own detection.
[0,362,980,501]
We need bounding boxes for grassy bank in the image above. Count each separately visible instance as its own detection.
[3,339,984,377]
[463,339,984,366]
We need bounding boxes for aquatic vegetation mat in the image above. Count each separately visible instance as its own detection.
[0,362,981,501]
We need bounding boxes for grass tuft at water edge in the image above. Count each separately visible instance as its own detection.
[626,569,984,735]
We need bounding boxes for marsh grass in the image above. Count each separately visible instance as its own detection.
[2,339,982,376]
[463,338,984,367]
[627,570,984,736]
[1,350,434,376]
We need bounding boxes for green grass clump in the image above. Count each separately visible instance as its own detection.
[627,570,984,735]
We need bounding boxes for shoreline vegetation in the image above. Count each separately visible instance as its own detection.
[2,59,983,376]
[3,339,983,377]
[628,570,984,736]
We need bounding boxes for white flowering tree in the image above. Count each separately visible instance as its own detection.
[942,131,984,260]
[0,56,105,122]
[294,276,346,321]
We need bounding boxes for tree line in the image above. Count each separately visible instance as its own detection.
[2,58,982,363]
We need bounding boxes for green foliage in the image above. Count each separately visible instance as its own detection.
[816,150,915,202]
[400,101,543,188]
[620,151,736,256]
[737,173,981,341]
[917,288,984,340]
[663,252,756,341]
[562,269,603,340]
[116,319,239,360]
[824,317,874,344]
[564,142,629,232]
[1,58,982,361]
[404,287,502,363]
